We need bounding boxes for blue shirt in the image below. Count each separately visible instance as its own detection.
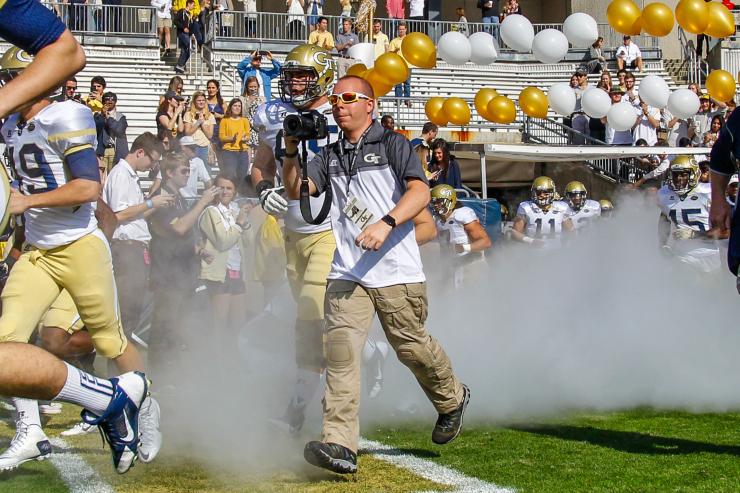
[0,0,66,54]
[236,58,282,100]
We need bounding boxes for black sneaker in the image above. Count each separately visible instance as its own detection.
[304,441,357,474]
[432,384,470,445]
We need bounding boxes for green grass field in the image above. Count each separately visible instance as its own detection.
[2,406,740,492]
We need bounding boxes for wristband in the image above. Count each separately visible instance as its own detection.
[146,199,154,209]
[522,236,534,244]
[462,243,472,253]
[256,180,272,195]
[381,214,397,228]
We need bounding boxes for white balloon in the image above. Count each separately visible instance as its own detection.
[667,88,701,119]
[500,14,535,52]
[563,13,599,48]
[532,29,569,64]
[437,31,471,65]
[639,75,670,109]
[548,82,577,116]
[347,42,375,68]
[607,101,638,131]
[581,87,611,118]
[468,31,499,65]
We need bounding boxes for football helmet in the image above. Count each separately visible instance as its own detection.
[668,155,699,196]
[565,181,587,211]
[430,184,457,218]
[531,176,556,209]
[499,203,510,222]
[278,44,335,109]
[599,199,614,217]
[0,47,31,86]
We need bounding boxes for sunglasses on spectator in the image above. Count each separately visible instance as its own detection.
[328,92,371,106]
[103,98,116,103]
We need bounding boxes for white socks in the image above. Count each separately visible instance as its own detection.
[12,398,41,426]
[290,368,321,410]
[54,363,114,416]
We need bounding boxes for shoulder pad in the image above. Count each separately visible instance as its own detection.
[43,101,97,152]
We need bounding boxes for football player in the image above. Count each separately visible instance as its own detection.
[0,46,157,472]
[599,199,615,219]
[430,184,491,288]
[512,176,573,248]
[561,181,601,230]
[251,45,343,432]
[657,155,720,273]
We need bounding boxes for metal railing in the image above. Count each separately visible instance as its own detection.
[46,2,157,37]
[677,27,708,84]
[523,116,643,183]
[208,11,659,50]
[215,58,242,98]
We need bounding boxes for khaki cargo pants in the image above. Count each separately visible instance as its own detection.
[321,280,464,453]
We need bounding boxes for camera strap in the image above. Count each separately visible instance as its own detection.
[299,139,332,225]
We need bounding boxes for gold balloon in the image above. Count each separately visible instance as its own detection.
[706,69,737,102]
[519,86,548,119]
[401,32,437,69]
[362,69,392,98]
[443,98,471,126]
[675,0,709,35]
[374,52,410,86]
[425,97,448,126]
[607,0,642,35]
[474,88,499,120]
[641,2,674,37]
[486,96,517,124]
[705,1,736,38]
[346,63,368,77]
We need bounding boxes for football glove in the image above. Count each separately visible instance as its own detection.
[259,186,288,217]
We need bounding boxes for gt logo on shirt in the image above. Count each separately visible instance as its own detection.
[364,153,381,164]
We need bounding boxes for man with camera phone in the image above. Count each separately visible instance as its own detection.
[251,44,339,433]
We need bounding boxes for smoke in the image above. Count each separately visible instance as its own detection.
[154,193,740,473]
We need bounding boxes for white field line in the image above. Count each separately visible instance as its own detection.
[49,437,115,493]
[359,438,515,493]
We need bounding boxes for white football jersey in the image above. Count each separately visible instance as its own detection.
[2,101,98,249]
[516,200,570,249]
[657,184,719,272]
[563,199,601,230]
[436,206,478,251]
[252,99,339,234]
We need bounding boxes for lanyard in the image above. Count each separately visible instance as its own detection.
[338,125,372,194]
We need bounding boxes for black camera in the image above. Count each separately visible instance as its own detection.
[284,111,328,141]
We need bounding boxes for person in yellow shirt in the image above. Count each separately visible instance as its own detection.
[218,98,251,191]
[307,16,334,51]
[372,19,389,60]
[388,22,412,106]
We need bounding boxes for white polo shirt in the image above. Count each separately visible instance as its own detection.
[616,42,641,64]
[103,159,151,243]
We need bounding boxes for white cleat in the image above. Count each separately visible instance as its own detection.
[137,396,161,463]
[0,421,52,471]
[60,421,97,437]
[39,402,62,416]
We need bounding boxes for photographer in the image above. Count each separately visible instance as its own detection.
[282,75,469,474]
[94,91,128,168]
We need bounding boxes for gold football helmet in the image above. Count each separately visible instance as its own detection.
[599,199,614,217]
[0,47,31,86]
[430,184,457,218]
[565,181,587,211]
[278,44,335,109]
[531,176,556,209]
[499,203,510,221]
[668,155,699,196]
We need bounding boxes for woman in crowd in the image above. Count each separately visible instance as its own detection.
[499,0,521,21]
[599,70,612,92]
[159,75,185,106]
[286,0,305,40]
[198,173,252,349]
[703,115,723,148]
[587,37,606,74]
[219,98,251,187]
[206,79,226,165]
[157,91,185,140]
[183,90,216,165]
[240,76,264,163]
[428,138,462,189]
